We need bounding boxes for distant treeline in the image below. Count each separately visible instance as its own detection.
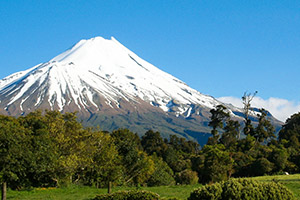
[1,98,300,194]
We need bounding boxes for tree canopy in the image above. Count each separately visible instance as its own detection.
[0,106,299,198]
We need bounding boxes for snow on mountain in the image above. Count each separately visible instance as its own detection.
[3,36,276,144]
[0,36,227,117]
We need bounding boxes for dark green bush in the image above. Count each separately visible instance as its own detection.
[262,181,296,200]
[221,179,263,200]
[176,169,199,185]
[94,190,160,200]
[188,183,222,200]
[188,178,295,200]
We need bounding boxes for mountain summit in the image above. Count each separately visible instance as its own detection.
[0,37,220,113]
[0,37,271,144]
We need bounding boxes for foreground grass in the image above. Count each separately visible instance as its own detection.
[136,184,202,199]
[7,184,201,200]
[8,185,100,200]
[7,174,300,200]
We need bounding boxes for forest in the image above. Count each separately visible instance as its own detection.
[1,95,300,199]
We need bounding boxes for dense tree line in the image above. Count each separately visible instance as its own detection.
[191,92,300,184]
[0,110,199,199]
[1,98,300,199]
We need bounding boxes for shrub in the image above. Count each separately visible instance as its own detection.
[188,178,295,200]
[188,183,222,200]
[176,169,199,185]
[221,179,263,200]
[262,181,295,200]
[94,190,160,200]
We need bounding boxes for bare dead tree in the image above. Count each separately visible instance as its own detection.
[241,91,257,136]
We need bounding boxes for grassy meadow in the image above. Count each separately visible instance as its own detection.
[6,184,202,200]
[6,174,300,200]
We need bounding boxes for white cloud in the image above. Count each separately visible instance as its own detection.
[217,96,300,122]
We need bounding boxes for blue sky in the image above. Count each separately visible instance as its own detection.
[1,0,300,121]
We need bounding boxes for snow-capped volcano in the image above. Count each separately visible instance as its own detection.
[0,37,221,115]
[0,36,277,144]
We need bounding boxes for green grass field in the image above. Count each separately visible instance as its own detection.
[6,174,300,200]
[7,184,202,200]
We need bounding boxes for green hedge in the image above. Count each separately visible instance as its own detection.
[94,190,160,200]
[188,178,295,200]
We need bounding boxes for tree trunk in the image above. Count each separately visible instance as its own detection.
[2,182,7,200]
[107,181,112,194]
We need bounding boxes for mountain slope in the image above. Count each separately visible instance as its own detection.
[0,36,281,144]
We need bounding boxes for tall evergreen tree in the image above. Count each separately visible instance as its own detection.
[141,130,166,156]
[279,112,300,149]
[207,105,229,145]
[220,119,240,149]
[278,112,300,172]
[242,91,257,137]
[254,108,275,143]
